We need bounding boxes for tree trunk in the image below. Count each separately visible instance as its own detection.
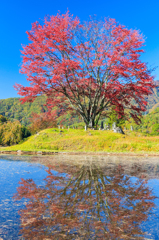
[88,118,95,128]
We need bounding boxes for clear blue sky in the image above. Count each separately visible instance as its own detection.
[0,0,159,99]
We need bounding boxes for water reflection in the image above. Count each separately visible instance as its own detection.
[14,161,156,239]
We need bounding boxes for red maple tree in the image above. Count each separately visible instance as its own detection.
[15,12,154,128]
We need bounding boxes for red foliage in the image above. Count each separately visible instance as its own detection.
[15,12,155,127]
[29,111,57,133]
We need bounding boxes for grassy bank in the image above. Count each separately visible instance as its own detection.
[0,128,159,153]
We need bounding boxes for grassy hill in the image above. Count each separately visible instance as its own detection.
[1,128,159,153]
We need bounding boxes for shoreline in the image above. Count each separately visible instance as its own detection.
[1,150,159,157]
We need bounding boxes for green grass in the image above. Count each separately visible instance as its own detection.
[1,128,159,153]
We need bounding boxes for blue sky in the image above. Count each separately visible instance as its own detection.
[0,0,159,99]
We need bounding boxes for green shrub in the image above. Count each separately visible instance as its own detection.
[0,120,31,146]
[0,115,8,123]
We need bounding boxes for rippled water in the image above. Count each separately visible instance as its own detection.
[0,154,159,239]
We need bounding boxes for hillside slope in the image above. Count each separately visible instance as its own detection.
[146,80,159,111]
[0,96,47,125]
[0,96,80,127]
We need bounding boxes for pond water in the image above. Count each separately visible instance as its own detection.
[0,155,159,239]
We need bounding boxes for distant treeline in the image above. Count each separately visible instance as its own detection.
[0,96,80,127]
[0,96,47,126]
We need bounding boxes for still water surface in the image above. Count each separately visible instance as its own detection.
[0,155,159,239]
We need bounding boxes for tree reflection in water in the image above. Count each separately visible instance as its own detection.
[14,161,156,239]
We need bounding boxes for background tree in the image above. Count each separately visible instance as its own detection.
[104,106,126,128]
[15,12,154,128]
[29,111,57,134]
[0,120,31,146]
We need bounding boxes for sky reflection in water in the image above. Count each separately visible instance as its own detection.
[0,155,159,239]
